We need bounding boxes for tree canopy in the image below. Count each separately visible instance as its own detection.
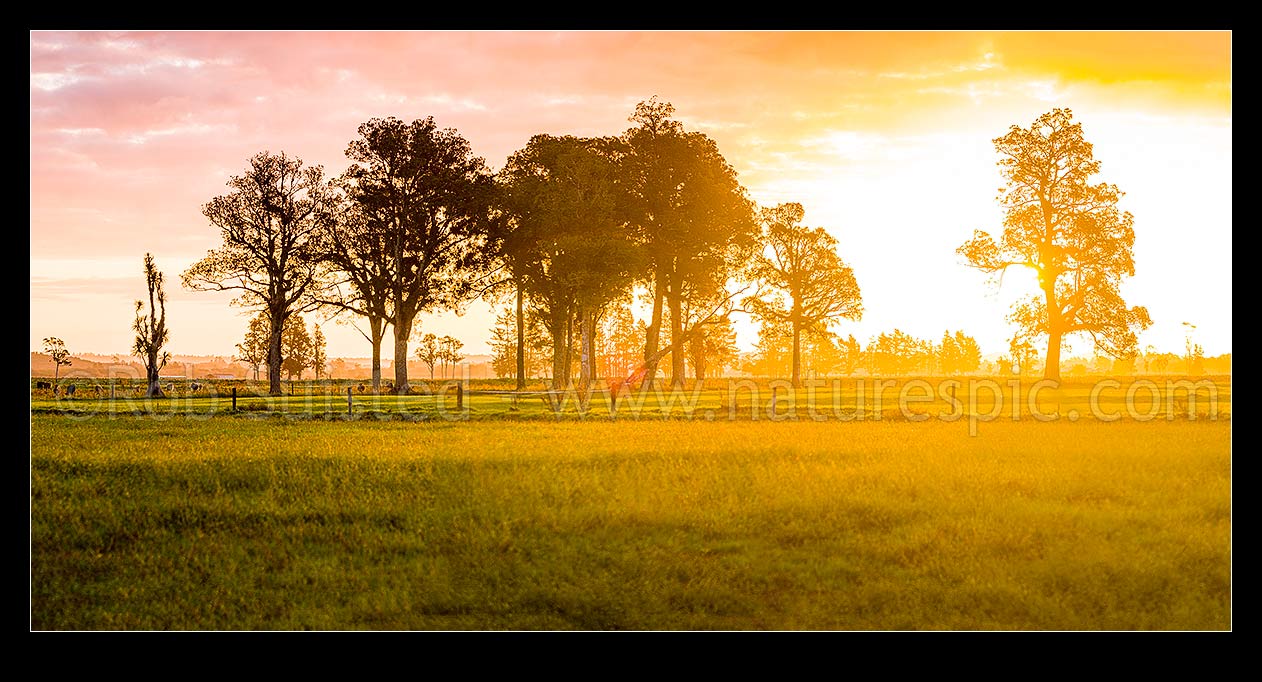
[181,151,330,395]
[746,202,863,386]
[957,108,1151,380]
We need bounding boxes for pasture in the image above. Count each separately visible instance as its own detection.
[30,377,1231,630]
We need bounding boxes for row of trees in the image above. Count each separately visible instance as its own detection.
[178,104,1148,393]
[182,98,864,395]
[743,328,981,378]
[413,331,465,379]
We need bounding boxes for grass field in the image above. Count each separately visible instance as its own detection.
[30,384,1232,629]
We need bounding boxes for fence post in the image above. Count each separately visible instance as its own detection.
[232,386,237,411]
[456,384,464,411]
[347,386,352,417]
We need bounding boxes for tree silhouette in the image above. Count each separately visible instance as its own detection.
[413,331,441,380]
[318,181,394,392]
[957,108,1151,381]
[311,324,328,380]
[622,98,758,387]
[341,117,495,394]
[236,313,269,381]
[499,134,641,393]
[746,203,863,387]
[42,337,72,389]
[281,314,314,381]
[489,305,549,382]
[182,151,329,396]
[938,330,982,375]
[132,253,171,398]
[689,316,738,381]
[439,335,464,378]
[483,191,532,391]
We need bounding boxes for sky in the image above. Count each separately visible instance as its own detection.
[30,31,1232,362]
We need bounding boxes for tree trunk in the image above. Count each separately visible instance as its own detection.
[551,321,567,391]
[668,282,685,388]
[587,309,599,382]
[267,308,285,396]
[515,283,526,390]
[579,307,594,409]
[564,313,574,385]
[369,316,384,393]
[691,333,706,382]
[1042,280,1062,381]
[146,349,164,398]
[791,322,802,388]
[642,268,665,387]
[392,318,412,394]
[1045,331,1062,381]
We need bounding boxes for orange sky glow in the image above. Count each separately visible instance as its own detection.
[30,31,1231,361]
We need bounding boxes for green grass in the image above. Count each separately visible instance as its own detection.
[30,375,1231,423]
[31,414,1231,630]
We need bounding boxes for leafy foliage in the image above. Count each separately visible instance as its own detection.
[957,109,1151,379]
[746,202,863,385]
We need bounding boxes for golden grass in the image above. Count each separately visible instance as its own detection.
[30,415,1230,630]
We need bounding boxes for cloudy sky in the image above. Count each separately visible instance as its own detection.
[30,31,1231,361]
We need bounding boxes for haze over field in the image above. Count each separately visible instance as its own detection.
[30,31,1231,360]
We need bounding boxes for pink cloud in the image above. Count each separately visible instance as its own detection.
[30,31,1231,357]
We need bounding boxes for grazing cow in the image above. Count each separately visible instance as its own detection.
[65,384,76,397]
[35,381,50,389]
[358,383,365,393]
[190,382,201,392]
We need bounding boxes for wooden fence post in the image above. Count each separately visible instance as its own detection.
[456,384,464,411]
[347,387,352,417]
[232,386,237,411]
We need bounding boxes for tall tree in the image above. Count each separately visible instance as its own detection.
[132,253,171,398]
[414,331,441,380]
[499,134,641,393]
[439,335,465,379]
[281,314,314,381]
[236,313,269,381]
[318,182,393,392]
[489,305,549,381]
[622,98,759,387]
[311,324,328,380]
[744,319,792,378]
[341,117,495,394]
[42,337,72,387]
[182,151,329,396]
[746,203,863,387]
[957,108,1151,381]
[598,305,642,381]
[482,199,532,391]
[689,316,738,381]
